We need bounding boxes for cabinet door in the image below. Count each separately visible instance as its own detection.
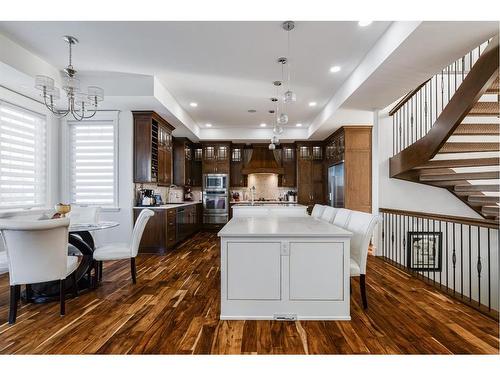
[289,242,344,300]
[226,242,281,300]
[158,147,167,185]
[135,209,166,252]
[297,158,312,205]
[203,145,216,174]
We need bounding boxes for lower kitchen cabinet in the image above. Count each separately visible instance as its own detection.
[134,203,203,254]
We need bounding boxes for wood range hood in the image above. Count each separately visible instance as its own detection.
[241,145,284,175]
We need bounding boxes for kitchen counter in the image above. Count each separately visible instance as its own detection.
[230,200,297,204]
[218,216,352,321]
[218,216,351,237]
[231,203,307,217]
[133,201,202,209]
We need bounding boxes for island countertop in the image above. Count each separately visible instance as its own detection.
[218,216,352,237]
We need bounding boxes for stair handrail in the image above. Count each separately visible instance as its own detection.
[390,35,499,179]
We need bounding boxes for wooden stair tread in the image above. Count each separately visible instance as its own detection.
[439,142,500,153]
[486,76,499,93]
[455,184,500,192]
[420,171,500,182]
[468,195,500,204]
[469,101,499,116]
[453,123,499,135]
[481,205,500,216]
[415,157,500,169]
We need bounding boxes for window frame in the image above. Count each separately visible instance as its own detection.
[0,99,48,210]
[62,111,120,210]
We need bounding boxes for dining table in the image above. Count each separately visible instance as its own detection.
[25,221,120,303]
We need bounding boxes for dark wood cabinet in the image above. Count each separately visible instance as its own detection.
[133,111,174,185]
[191,145,203,187]
[278,144,296,187]
[202,142,230,175]
[230,144,247,187]
[134,203,203,254]
[296,142,324,207]
[173,137,193,186]
[324,126,372,213]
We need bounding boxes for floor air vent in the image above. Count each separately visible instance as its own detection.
[273,314,297,321]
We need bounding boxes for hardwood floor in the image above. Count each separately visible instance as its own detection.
[0,232,498,354]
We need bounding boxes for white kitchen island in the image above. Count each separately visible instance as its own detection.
[218,216,352,321]
[231,203,307,217]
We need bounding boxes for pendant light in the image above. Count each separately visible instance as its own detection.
[282,21,296,104]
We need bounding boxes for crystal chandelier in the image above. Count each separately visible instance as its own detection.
[35,36,104,120]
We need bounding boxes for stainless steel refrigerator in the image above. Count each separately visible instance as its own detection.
[327,162,344,208]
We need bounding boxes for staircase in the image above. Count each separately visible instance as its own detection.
[389,36,500,220]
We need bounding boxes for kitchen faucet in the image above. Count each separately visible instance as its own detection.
[250,186,256,206]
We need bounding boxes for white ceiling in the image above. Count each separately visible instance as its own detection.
[0,21,391,130]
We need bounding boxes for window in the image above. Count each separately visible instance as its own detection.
[0,101,47,209]
[68,115,118,207]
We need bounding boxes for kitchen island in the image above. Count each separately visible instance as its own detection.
[218,216,352,320]
[231,202,307,217]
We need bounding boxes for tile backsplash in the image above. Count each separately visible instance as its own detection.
[230,173,296,201]
[134,183,202,204]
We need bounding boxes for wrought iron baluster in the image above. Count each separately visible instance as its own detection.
[468,225,472,302]
[432,219,436,285]
[452,223,456,296]
[460,224,464,298]
[445,221,448,290]
[477,226,481,307]
[392,113,395,156]
[487,228,491,311]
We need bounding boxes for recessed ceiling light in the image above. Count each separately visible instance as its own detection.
[358,21,373,27]
[296,123,303,127]
[205,123,212,127]
[308,102,317,107]
[248,109,257,113]
[260,123,267,127]
[189,102,198,107]
[330,65,341,73]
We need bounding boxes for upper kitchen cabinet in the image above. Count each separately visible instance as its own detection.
[191,144,203,187]
[325,126,372,213]
[278,143,296,187]
[230,144,247,187]
[173,137,193,186]
[202,142,230,175]
[296,142,324,206]
[133,111,174,185]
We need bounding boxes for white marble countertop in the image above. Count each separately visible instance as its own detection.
[232,203,306,208]
[230,200,298,204]
[218,216,352,237]
[133,201,202,209]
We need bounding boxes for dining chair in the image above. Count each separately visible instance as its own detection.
[93,209,154,284]
[319,206,337,223]
[311,204,325,219]
[345,211,380,309]
[0,218,79,324]
[332,208,351,228]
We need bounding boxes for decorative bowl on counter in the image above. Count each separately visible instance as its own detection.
[54,203,71,217]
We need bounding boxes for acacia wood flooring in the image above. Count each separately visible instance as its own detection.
[0,232,498,354]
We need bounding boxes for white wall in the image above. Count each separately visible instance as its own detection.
[89,110,135,247]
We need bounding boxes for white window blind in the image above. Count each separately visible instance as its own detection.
[68,118,117,207]
[0,101,47,209]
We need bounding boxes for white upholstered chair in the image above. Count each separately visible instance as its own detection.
[93,209,154,284]
[311,204,326,219]
[332,208,352,228]
[320,206,337,223]
[345,211,380,309]
[0,218,79,324]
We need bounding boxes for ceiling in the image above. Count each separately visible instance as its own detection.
[0,21,391,130]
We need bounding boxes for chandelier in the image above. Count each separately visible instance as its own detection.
[35,36,104,120]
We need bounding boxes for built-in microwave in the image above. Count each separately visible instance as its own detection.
[203,174,228,190]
